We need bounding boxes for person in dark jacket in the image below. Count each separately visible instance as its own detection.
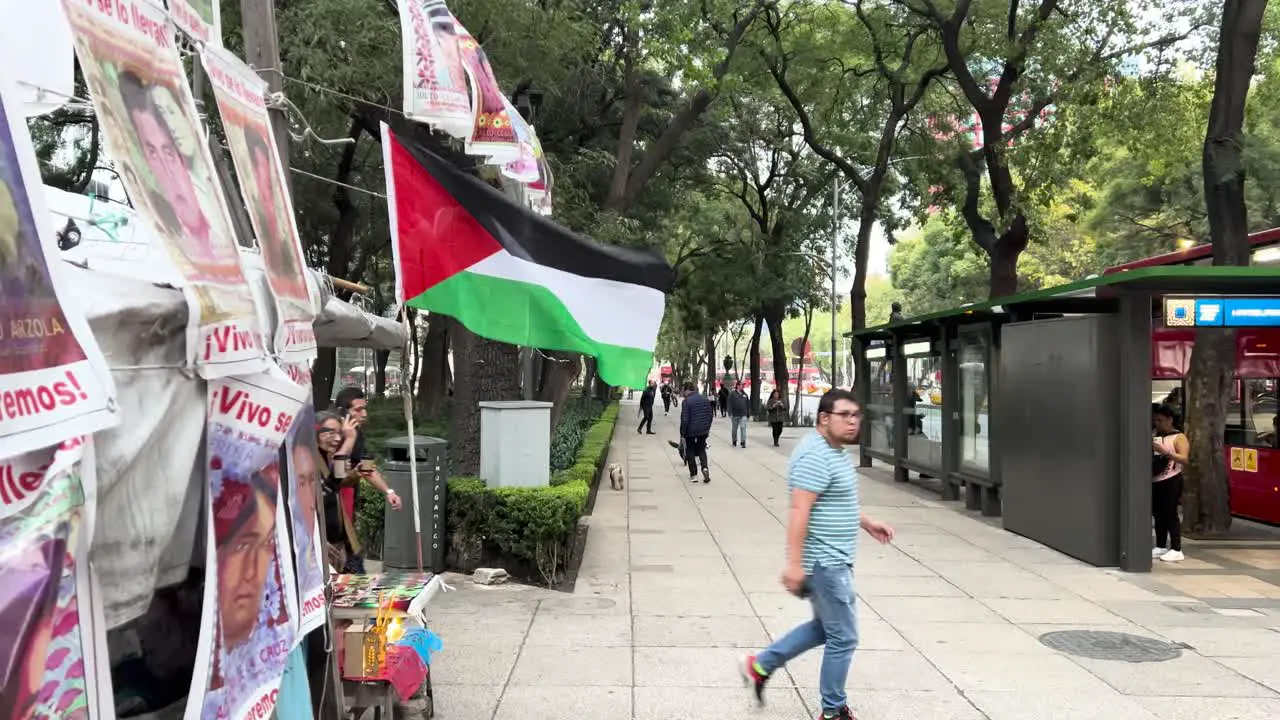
[680,382,715,483]
[660,383,674,414]
[638,381,657,434]
[729,381,751,447]
[766,390,787,446]
[717,384,730,417]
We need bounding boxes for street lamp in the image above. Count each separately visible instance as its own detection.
[831,181,840,387]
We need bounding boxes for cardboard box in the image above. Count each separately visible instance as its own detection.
[342,624,384,678]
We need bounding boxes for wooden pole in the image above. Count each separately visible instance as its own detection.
[238,4,342,717]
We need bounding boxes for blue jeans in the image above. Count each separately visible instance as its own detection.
[731,416,748,446]
[757,563,858,713]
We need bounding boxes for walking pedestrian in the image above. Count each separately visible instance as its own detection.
[638,381,657,434]
[661,382,673,414]
[679,382,714,483]
[729,381,751,447]
[718,383,730,417]
[1152,404,1188,563]
[767,390,787,446]
[741,389,895,720]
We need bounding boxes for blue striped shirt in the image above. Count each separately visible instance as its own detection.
[789,431,860,573]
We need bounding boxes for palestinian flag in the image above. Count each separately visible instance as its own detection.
[381,123,674,387]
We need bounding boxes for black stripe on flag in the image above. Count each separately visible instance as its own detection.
[393,131,676,293]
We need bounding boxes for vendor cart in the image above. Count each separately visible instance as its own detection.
[331,572,446,719]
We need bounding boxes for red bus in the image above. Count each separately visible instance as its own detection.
[1107,229,1280,525]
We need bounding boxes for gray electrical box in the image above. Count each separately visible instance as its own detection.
[380,436,449,572]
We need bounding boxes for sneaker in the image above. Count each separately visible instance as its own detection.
[690,474,700,483]
[1160,549,1185,562]
[702,468,711,483]
[1152,547,1169,558]
[732,442,738,447]
[739,656,769,705]
[819,707,856,720]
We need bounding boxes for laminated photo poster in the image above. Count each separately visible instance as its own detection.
[0,437,112,720]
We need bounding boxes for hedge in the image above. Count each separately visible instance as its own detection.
[446,403,619,584]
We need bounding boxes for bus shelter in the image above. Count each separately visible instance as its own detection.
[850,266,1280,572]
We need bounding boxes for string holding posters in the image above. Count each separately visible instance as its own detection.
[398,0,471,139]
[0,69,117,460]
[60,0,267,379]
[188,366,307,720]
[202,46,319,365]
[0,437,112,720]
[169,0,221,48]
[452,15,519,163]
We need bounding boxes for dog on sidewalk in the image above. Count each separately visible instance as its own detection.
[607,462,625,490]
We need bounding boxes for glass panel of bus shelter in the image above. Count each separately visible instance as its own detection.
[958,333,990,473]
[866,356,894,452]
[905,352,944,470]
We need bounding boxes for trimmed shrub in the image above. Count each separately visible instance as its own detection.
[446,403,619,584]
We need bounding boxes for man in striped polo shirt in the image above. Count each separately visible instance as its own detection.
[742,388,894,720]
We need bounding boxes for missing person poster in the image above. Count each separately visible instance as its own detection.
[190,367,306,720]
[0,70,117,460]
[0,437,111,720]
[202,47,318,365]
[61,0,267,379]
[284,401,326,639]
[169,0,221,47]
[398,0,471,139]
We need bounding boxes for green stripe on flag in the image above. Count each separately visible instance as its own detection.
[408,270,655,388]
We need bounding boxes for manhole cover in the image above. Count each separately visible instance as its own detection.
[1039,630,1184,663]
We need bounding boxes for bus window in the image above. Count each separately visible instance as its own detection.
[1242,378,1279,448]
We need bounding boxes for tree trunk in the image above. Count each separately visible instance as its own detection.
[793,305,814,425]
[705,334,717,395]
[537,351,582,429]
[311,118,363,405]
[449,328,522,476]
[1183,0,1268,534]
[312,348,337,411]
[417,314,451,418]
[748,314,764,414]
[764,306,789,414]
[988,218,1029,298]
[373,349,390,398]
[1183,330,1235,534]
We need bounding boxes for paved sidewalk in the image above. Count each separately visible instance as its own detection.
[424,401,1280,719]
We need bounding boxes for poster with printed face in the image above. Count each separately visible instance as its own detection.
[169,0,221,47]
[398,0,471,138]
[0,69,117,460]
[190,367,307,720]
[0,437,110,720]
[284,400,326,639]
[202,46,318,365]
[61,0,267,379]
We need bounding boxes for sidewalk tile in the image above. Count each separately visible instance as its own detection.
[925,649,1110,693]
[508,645,632,686]
[1217,657,1280,693]
[845,689,989,720]
[868,596,1006,624]
[633,686,809,720]
[966,689,1162,720]
[634,646,748,687]
[524,612,631,646]
[1070,652,1278,697]
[1135,697,1280,720]
[494,686,631,719]
[633,614,770,648]
[893,621,1049,654]
[427,684,500,720]
[428,645,520,686]
[980,598,1129,625]
[788,649,953,692]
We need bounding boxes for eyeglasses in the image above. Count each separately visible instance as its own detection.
[824,410,862,422]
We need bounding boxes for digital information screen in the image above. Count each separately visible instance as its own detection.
[1164,296,1280,327]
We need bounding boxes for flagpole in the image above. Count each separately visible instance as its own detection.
[401,306,424,573]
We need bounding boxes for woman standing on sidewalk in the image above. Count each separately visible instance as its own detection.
[1152,404,1188,563]
[767,390,787,446]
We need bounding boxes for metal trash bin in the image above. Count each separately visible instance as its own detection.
[381,436,449,572]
